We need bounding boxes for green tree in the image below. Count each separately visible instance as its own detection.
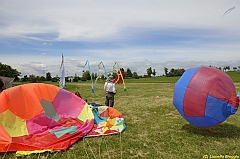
[21,75,29,82]
[223,66,230,72]
[51,75,59,82]
[112,72,117,79]
[46,72,52,81]
[40,76,46,81]
[146,67,152,77]
[226,66,230,71]
[126,68,133,78]
[0,62,21,80]
[82,71,91,81]
[92,73,98,80]
[101,74,105,80]
[166,68,185,77]
[152,69,156,78]
[29,74,36,83]
[132,72,139,79]
[73,74,79,82]
[164,67,168,76]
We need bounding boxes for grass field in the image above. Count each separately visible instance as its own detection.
[1,71,240,159]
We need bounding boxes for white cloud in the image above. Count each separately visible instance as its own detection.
[0,0,239,77]
[1,0,239,41]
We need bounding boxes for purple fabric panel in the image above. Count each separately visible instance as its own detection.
[52,89,86,118]
[77,119,94,135]
[26,113,62,135]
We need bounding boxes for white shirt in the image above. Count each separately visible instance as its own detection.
[104,81,116,93]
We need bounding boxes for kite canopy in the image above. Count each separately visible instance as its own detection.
[173,66,239,127]
[0,83,126,155]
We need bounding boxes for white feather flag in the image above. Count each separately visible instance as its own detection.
[59,54,65,89]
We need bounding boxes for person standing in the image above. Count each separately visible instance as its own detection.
[104,75,116,107]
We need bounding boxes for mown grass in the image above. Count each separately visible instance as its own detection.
[1,72,240,159]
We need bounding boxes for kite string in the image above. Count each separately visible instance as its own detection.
[83,137,90,159]
[2,142,11,159]
[46,151,50,159]
[120,132,123,159]
[51,151,59,159]
[98,136,103,159]
[103,136,111,159]
[85,137,97,159]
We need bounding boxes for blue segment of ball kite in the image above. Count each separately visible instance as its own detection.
[181,95,228,127]
[173,67,201,116]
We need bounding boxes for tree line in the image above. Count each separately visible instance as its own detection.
[1,62,239,83]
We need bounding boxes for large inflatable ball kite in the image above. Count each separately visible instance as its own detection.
[0,83,126,156]
[173,66,239,127]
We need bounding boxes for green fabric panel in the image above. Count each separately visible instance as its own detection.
[52,126,77,138]
[40,100,60,121]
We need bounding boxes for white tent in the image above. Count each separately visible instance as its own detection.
[0,76,14,92]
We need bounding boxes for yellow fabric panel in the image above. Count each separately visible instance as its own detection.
[108,118,116,125]
[78,103,94,122]
[0,110,28,137]
[103,127,109,133]
[98,122,107,128]
[16,150,56,157]
[110,125,122,130]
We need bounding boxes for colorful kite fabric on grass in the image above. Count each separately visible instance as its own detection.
[0,83,126,155]
[86,106,126,137]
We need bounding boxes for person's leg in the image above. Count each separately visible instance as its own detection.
[105,95,109,106]
[109,94,114,107]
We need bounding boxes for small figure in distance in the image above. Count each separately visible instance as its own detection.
[104,75,117,107]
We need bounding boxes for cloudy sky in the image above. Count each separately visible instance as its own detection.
[0,0,239,77]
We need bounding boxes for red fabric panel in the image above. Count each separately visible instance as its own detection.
[208,72,236,103]
[113,71,125,84]
[184,67,236,116]
[184,67,216,116]
[3,131,84,152]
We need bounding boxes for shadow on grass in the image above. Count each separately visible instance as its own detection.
[182,123,240,138]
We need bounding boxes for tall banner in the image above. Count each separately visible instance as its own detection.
[59,54,65,89]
